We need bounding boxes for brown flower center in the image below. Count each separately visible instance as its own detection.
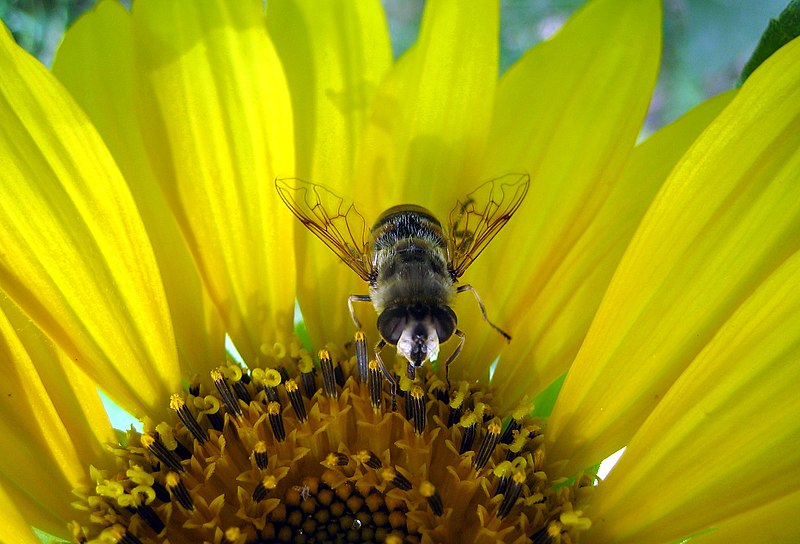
[70,334,592,543]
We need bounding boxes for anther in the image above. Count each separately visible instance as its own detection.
[284,379,307,422]
[408,385,426,435]
[166,472,194,511]
[381,468,412,491]
[155,422,191,460]
[140,433,183,473]
[252,474,278,502]
[500,416,522,445]
[507,428,531,461]
[355,330,369,382]
[419,480,443,516]
[267,401,286,442]
[319,349,338,398]
[474,422,502,471]
[324,452,350,467]
[367,360,383,410]
[334,360,345,387]
[253,441,269,470]
[532,521,564,544]
[100,525,142,544]
[355,450,382,469]
[497,470,526,518]
[170,394,207,444]
[447,383,468,427]
[211,369,242,419]
[198,395,224,431]
[296,353,316,398]
[261,368,282,405]
[221,527,241,544]
[227,366,252,404]
[188,376,201,397]
[135,501,165,534]
[458,413,478,454]
[151,480,170,503]
[399,376,414,420]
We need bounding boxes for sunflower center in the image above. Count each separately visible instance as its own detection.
[70,334,592,544]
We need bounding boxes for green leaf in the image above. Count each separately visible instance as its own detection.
[738,0,800,85]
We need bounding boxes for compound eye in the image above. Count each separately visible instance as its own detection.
[377,307,408,344]
[430,306,457,342]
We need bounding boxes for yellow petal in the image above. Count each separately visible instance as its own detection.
[456,0,663,379]
[52,0,226,375]
[355,0,499,216]
[0,481,40,544]
[488,91,734,406]
[267,0,391,184]
[0,299,114,538]
[586,249,800,544]
[0,23,181,417]
[267,0,391,346]
[132,0,296,364]
[548,36,800,475]
[689,489,800,544]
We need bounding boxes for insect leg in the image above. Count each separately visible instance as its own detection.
[456,284,512,341]
[444,329,466,390]
[348,294,372,329]
[374,339,398,411]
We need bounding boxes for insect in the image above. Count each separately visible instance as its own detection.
[276,174,530,404]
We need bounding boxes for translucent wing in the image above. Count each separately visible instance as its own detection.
[447,173,530,279]
[275,178,373,281]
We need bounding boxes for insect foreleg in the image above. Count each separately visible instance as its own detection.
[456,284,512,341]
[347,294,372,329]
[373,339,398,411]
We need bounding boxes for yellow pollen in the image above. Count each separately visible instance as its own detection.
[410,385,424,399]
[298,353,314,373]
[285,378,299,392]
[169,393,184,410]
[368,359,380,371]
[165,472,180,487]
[268,401,281,415]
[487,422,501,435]
[459,412,478,427]
[355,330,367,341]
[262,475,278,490]
[419,480,436,498]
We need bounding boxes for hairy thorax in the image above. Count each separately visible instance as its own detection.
[369,240,455,313]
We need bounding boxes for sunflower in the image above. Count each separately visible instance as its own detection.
[1,0,799,543]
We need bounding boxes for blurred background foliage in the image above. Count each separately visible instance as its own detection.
[0,0,789,134]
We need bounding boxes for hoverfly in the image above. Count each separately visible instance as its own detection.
[276,174,530,403]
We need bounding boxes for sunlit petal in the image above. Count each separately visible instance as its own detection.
[586,248,800,544]
[489,91,735,407]
[548,36,800,475]
[0,23,181,417]
[355,0,499,215]
[52,0,226,375]
[689,489,800,544]
[458,0,663,381]
[0,298,114,538]
[0,481,40,544]
[268,0,392,346]
[131,0,295,364]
